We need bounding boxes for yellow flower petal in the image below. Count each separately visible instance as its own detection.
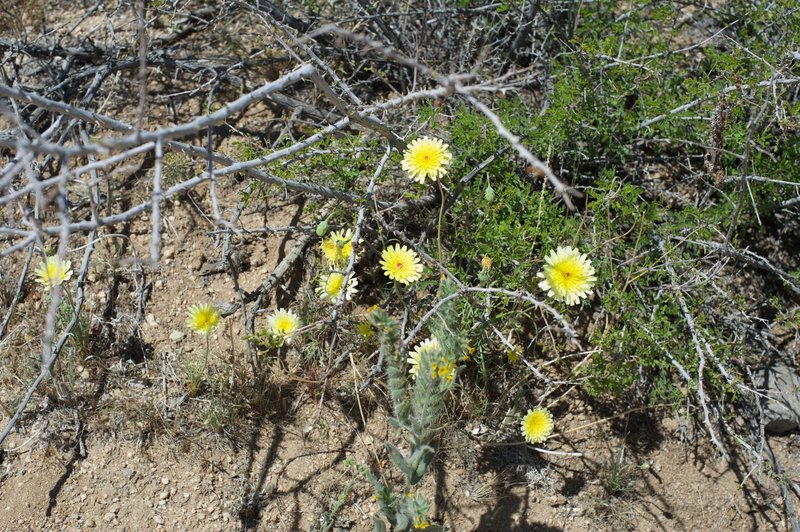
[521,407,554,444]
[186,304,221,335]
[34,255,73,291]
[380,244,423,285]
[316,271,358,303]
[537,245,596,305]
[401,136,453,184]
[407,337,441,379]
[267,308,301,344]
[321,229,355,266]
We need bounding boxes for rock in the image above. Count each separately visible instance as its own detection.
[123,468,135,480]
[169,331,184,343]
[153,515,165,525]
[103,512,116,523]
[754,362,800,434]
[161,477,170,485]
[547,494,567,506]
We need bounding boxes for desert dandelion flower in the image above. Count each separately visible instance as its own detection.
[401,136,452,184]
[380,244,423,285]
[34,255,73,291]
[267,308,301,343]
[316,271,358,303]
[537,245,596,305]
[186,304,220,335]
[521,407,554,444]
[321,229,355,266]
[407,337,441,379]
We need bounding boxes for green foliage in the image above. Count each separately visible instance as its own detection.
[364,280,467,531]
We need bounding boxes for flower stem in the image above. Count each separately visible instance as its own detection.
[436,178,446,264]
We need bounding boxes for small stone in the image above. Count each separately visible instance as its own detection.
[222,512,231,522]
[197,512,206,520]
[161,477,170,485]
[103,512,116,523]
[146,313,157,327]
[85,519,96,528]
[547,495,566,507]
[123,468,135,480]
[169,331,184,342]
[163,248,175,259]
[160,491,169,500]
[183,492,191,499]
[153,515,164,525]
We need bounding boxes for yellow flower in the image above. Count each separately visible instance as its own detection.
[267,308,301,343]
[407,337,441,379]
[480,255,493,272]
[431,354,457,381]
[321,229,354,266]
[316,271,358,303]
[34,255,73,290]
[186,304,221,335]
[401,136,452,184]
[380,244,423,284]
[521,407,554,444]
[414,517,430,529]
[537,245,596,305]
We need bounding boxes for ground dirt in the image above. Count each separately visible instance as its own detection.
[1,1,799,531]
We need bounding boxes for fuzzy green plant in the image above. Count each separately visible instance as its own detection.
[364,281,466,531]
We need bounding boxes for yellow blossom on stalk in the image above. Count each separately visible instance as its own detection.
[537,245,596,305]
[414,517,430,529]
[316,271,358,303]
[267,308,301,344]
[521,406,554,444]
[480,255,493,272]
[401,136,452,184]
[186,304,221,335]
[407,337,441,379]
[431,354,457,381]
[380,244,423,284]
[34,255,73,291]
[321,229,355,266]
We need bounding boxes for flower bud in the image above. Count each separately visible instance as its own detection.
[484,183,496,202]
